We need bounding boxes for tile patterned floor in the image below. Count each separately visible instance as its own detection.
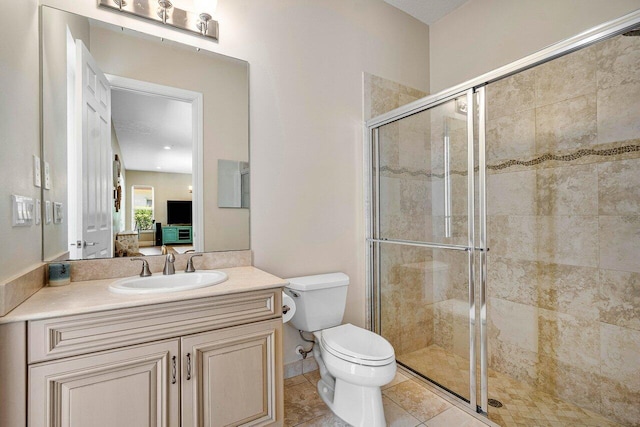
[398,345,623,427]
[398,345,470,399]
[284,369,491,427]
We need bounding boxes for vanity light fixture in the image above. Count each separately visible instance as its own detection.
[194,0,217,36]
[98,0,219,41]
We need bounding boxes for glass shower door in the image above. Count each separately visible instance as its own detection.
[370,89,483,409]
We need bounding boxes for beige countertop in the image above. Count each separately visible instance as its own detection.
[0,266,286,324]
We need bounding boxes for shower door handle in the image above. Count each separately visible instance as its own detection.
[476,85,488,414]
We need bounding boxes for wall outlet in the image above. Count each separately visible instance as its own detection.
[44,161,51,190]
[34,155,41,188]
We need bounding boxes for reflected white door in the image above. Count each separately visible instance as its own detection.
[72,40,112,258]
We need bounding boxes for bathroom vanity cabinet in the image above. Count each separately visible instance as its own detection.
[7,286,283,427]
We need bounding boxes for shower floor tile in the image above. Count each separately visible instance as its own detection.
[397,345,623,427]
[398,345,470,399]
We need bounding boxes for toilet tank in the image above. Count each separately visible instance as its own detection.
[285,272,349,332]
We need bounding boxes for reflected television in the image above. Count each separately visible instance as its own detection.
[167,200,192,225]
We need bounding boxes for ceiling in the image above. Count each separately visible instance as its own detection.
[111,89,193,175]
[383,0,469,25]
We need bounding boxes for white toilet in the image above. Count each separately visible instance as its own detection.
[285,272,396,427]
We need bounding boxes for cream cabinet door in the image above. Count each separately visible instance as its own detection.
[29,339,180,427]
[181,319,283,427]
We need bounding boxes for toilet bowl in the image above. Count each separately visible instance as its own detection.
[314,324,396,427]
[285,273,396,427]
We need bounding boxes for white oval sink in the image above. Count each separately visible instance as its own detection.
[109,271,228,294]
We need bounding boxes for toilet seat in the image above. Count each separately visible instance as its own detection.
[320,324,395,367]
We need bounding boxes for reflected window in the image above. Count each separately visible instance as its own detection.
[131,185,154,230]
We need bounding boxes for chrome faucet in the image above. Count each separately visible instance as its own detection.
[131,258,152,277]
[163,253,175,275]
[185,253,203,273]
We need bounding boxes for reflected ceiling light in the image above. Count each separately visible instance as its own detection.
[163,146,172,150]
[99,0,219,41]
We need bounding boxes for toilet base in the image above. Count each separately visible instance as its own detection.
[316,378,335,411]
[317,377,386,427]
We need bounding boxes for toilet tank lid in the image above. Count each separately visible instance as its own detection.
[286,272,349,291]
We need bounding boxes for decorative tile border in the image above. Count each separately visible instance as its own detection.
[489,143,640,171]
[379,165,449,178]
[378,141,640,178]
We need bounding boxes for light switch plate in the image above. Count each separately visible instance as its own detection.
[12,195,34,227]
[53,202,63,224]
[45,200,52,224]
[34,155,41,188]
[35,199,41,225]
[44,161,51,190]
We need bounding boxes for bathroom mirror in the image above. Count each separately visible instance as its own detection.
[41,6,249,261]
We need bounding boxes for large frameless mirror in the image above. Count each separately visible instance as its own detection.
[41,6,249,260]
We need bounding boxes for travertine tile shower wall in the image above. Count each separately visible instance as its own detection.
[486,35,640,426]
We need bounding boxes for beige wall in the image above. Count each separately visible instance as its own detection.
[224,1,430,332]
[429,0,640,92]
[125,170,192,231]
[0,0,41,284]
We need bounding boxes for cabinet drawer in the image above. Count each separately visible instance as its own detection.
[28,289,282,363]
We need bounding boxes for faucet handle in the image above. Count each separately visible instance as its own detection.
[131,258,152,277]
[163,252,176,275]
[185,253,203,273]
